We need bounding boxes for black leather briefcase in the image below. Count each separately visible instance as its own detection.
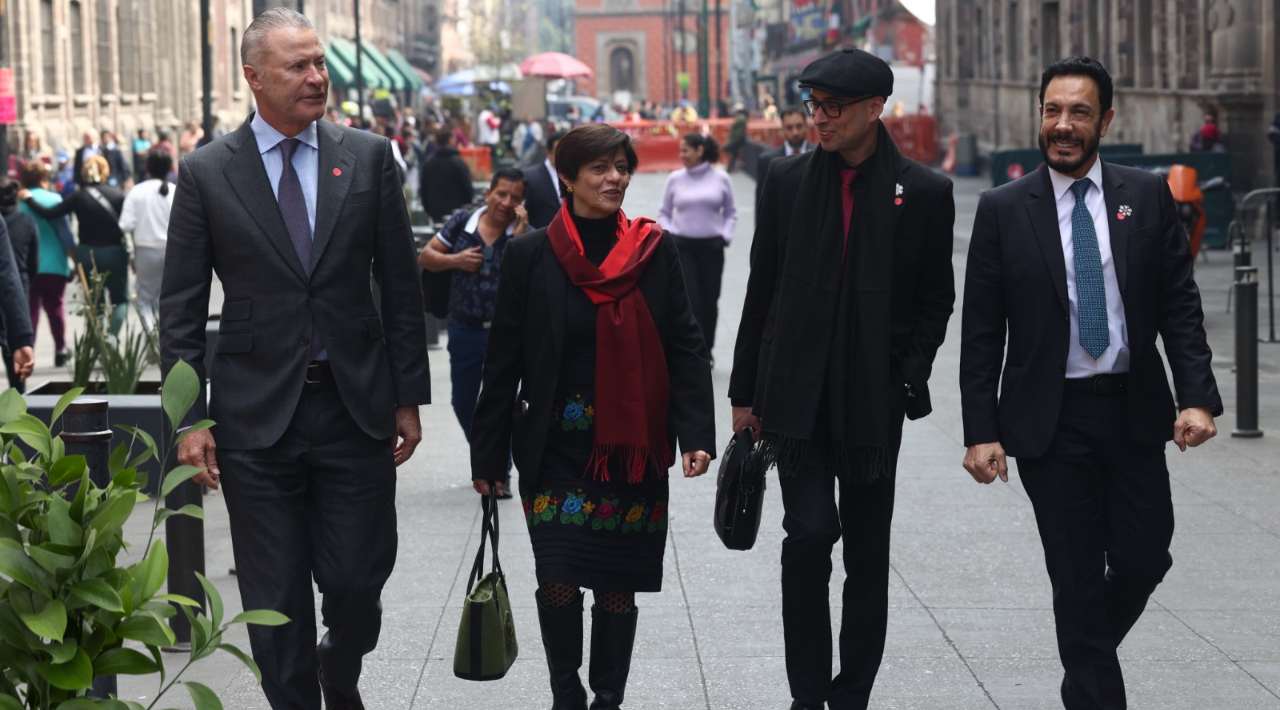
[713,428,767,551]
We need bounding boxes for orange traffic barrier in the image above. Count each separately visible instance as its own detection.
[458,146,493,182]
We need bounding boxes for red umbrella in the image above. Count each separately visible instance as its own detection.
[519,52,594,79]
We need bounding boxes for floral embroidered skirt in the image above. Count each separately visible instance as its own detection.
[522,392,669,592]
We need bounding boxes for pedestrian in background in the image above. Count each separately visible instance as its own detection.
[132,128,153,182]
[0,211,35,391]
[118,150,175,329]
[659,133,736,353]
[179,120,203,157]
[22,155,129,335]
[418,167,528,497]
[0,177,38,392]
[960,56,1221,710]
[724,106,749,172]
[522,130,566,230]
[471,124,715,710]
[71,131,100,190]
[419,128,475,223]
[731,49,956,710]
[1189,111,1225,153]
[100,130,130,188]
[16,161,73,367]
[756,106,816,212]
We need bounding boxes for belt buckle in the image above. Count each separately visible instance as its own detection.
[305,362,323,384]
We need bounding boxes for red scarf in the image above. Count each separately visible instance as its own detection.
[546,202,674,483]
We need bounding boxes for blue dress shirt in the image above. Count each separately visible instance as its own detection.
[250,112,319,233]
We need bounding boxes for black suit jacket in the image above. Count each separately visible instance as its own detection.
[959,162,1222,458]
[160,119,431,449]
[730,148,955,416]
[419,147,475,222]
[521,162,562,230]
[470,228,716,493]
[754,142,815,212]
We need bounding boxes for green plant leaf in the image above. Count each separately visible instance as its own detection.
[108,442,130,477]
[93,646,160,676]
[36,647,93,690]
[0,414,52,460]
[6,441,27,464]
[87,490,136,541]
[184,680,223,710]
[115,425,158,468]
[116,613,175,647]
[162,360,201,431]
[230,609,290,627]
[27,545,76,575]
[45,496,82,547]
[49,387,86,427]
[0,389,27,425]
[18,598,66,642]
[0,694,22,710]
[155,504,204,526]
[46,638,78,664]
[47,455,87,489]
[55,700,130,710]
[160,465,203,499]
[154,593,201,607]
[196,571,222,628]
[69,578,124,613]
[218,642,262,683]
[0,538,49,593]
[176,420,216,445]
[135,540,168,602]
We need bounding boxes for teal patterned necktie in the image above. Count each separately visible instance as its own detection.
[1070,179,1109,359]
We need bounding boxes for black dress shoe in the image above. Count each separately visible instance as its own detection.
[789,703,824,710]
[318,668,365,710]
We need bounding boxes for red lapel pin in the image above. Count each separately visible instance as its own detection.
[332,167,342,177]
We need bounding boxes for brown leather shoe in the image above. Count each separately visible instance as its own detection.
[318,668,365,710]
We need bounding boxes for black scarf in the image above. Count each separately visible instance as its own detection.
[757,123,901,483]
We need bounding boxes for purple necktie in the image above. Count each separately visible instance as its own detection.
[276,138,312,273]
[276,138,321,359]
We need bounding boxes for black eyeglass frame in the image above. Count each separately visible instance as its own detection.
[802,95,875,118]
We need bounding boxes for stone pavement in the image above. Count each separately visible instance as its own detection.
[20,169,1280,709]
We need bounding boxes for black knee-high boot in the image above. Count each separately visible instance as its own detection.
[537,590,588,710]
[587,605,638,710]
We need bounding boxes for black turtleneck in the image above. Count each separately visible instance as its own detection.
[571,211,617,267]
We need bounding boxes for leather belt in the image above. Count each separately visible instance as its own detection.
[304,360,333,385]
[1063,373,1128,396]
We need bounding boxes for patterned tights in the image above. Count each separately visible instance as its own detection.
[540,584,635,613]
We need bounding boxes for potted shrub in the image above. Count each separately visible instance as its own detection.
[0,361,284,708]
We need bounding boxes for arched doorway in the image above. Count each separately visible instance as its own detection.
[609,46,636,95]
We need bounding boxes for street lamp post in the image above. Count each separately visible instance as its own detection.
[354,0,365,125]
[200,0,213,148]
[697,0,709,117]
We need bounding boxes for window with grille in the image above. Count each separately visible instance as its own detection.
[118,2,137,94]
[41,0,58,91]
[97,0,113,94]
[70,0,86,94]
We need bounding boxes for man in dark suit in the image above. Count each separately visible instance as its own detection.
[731,49,955,710]
[960,57,1221,710]
[160,9,429,709]
[419,128,475,223]
[755,106,816,213]
[521,130,566,230]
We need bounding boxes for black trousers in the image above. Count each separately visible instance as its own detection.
[220,371,398,710]
[1017,387,1174,710]
[671,235,726,351]
[779,467,896,710]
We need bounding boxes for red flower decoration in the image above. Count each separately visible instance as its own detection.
[332,167,342,177]
[894,197,904,206]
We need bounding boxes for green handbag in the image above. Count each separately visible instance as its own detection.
[453,492,519,680]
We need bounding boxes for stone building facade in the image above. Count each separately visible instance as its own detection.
[3,0,427,160]
[935,0,1280,187]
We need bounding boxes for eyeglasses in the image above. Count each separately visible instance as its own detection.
[803,96,872,118]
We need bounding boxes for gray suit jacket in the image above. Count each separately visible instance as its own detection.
[160,118,430,449]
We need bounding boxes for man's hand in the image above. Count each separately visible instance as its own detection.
[1173,407,1217,451]
[963,441,1008,484]
[512,204,530,235]
[178,428,221,489]
[731,406,761,440]
[682,450,711,478]
[393,406,422,466]
[11,346,34,380]
[453,246,484,273]
[472,479,511,497]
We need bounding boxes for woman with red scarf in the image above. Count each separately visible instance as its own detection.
[470,124,715,709]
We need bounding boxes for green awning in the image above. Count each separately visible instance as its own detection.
[385,48,425,92]
[329,37,385,89]
[325,43,356,88]
[361,43,406,92]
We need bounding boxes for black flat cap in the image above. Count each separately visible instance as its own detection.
[797,48,893,99]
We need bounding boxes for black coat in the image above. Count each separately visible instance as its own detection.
[470,228,716,494]
[755,142,816,213]
[521,162,562,230]
[2,211,39,295]
[959,162,1223,457]
[419,147,475,222]
[730,149,955,419]
[0,215,34,351]
[160,119,431,449]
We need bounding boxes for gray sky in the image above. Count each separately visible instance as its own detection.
[900,0,935,24]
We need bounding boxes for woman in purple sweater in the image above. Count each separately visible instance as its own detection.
[658,134,738,354]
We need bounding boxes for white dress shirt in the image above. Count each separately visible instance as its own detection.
[1048,159,1130,377]
[544,158,561,201]
[250,112,319,232]
[117,178,175,249]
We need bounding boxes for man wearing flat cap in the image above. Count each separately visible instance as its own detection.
[730,48,956,710]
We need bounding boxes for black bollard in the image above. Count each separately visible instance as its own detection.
[1233,266,1264,438]
[59,399,117,698]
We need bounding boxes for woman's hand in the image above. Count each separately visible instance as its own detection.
[472,479,511,497]
[682,450,711,478]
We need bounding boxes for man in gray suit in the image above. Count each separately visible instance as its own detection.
[159,9,429,709]
[755,106,816,214]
